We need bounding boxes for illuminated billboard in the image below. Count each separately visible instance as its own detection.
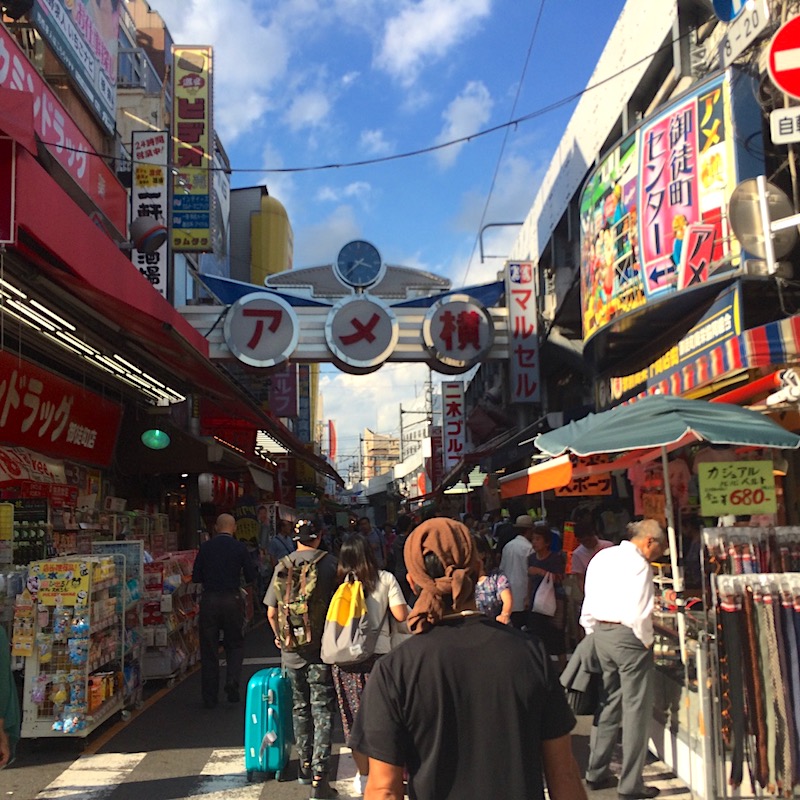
[579,71,758,341]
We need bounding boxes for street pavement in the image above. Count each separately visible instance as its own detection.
[4,619,695,799]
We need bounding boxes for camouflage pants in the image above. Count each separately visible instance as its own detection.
[286,662,336,776]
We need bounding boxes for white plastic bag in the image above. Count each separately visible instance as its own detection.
[532,573,557,617]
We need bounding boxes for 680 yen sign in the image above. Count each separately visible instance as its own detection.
[698,460,777,517]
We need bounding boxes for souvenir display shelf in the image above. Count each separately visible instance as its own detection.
[91,541,144,709]
[19,555,125,738]
[141,550,200,683]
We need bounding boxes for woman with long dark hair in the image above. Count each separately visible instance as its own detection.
[333,533,408,795]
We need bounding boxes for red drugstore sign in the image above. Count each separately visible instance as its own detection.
[505,261,541,403]
[0,351,122,466]
[0,24,126,234]
[442,381,466,474]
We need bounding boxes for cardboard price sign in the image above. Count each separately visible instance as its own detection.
[698,460,776,516]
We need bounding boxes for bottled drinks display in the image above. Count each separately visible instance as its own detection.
[12,521,52,565]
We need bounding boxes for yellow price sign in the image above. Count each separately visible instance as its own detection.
[698,460,776,517]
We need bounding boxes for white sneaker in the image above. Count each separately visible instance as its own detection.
[353,773,368,794]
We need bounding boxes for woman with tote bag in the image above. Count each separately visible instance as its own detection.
[330,534,407,795]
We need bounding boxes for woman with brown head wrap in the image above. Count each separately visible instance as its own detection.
[404,517,481,634]
[350,516,587,800]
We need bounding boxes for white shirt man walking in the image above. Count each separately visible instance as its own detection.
[580,518,666,800]
[499,515,535,628]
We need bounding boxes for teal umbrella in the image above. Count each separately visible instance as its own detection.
[533,394,800,663]
[534,394,800,457]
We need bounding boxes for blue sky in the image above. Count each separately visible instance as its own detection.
[150,0,626,477]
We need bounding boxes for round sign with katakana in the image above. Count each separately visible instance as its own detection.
[223,292,299,368]
[422,294,494,370]
[325,295,399,373]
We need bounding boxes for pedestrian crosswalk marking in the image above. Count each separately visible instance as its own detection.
[184,748,261,799]
[35,752,147,800]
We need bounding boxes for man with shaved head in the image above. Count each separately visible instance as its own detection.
[192,512,257,709]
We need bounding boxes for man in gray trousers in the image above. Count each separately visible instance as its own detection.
[580,519,667,800]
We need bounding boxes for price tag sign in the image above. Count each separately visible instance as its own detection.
[698,460,777,516]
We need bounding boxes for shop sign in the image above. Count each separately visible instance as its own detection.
[504,263,541,403]
[442,382,466,475]
[325,296,399,373]
[0,24,127,233]
[598,283,741,408]
[31,0,119,134]
[297,365,311,442]
[428,425,444,489]
[275,456,296,508]
[0,351,122,466]
[0,137,14,244]
[422,294,494,371]
[171,46,213,252]
[131,131,169,298]
[642,492,667,528]
[268,363,299,417]
[698,460,776,516]
[554,454,612,496]
[29,559,91,606]
[580,72,748,341]
[224,292,299,368]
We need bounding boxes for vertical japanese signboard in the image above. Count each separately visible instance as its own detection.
[31,0,119,133]
[268,363,299,418]
[441,382,466,475]
[505,262,541,403]
[171,46,213,252]
[131,131,169,298]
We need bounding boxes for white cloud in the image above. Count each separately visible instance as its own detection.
[284,89,332,131]
[376,0,492,86]
[342,71,360,87]
[150,0,290,143]
[294,205,361,267]
[434,81,493,169]
[359,129,392,156]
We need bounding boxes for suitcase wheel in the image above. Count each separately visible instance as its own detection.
[275,769,284,782]
[246,770,254,783]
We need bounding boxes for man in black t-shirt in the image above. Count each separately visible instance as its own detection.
[349,517,587,800]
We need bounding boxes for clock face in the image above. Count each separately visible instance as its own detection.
[335,240,384,288]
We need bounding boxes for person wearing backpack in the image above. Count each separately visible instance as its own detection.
[327,533,408,796]
[264,519,339,799]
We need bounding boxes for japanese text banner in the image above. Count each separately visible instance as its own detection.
[0,350,122,466]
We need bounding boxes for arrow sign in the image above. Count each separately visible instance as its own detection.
[769,16,800,100]
[713,0,746,22]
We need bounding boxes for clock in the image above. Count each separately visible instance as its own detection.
[335,240,384,288]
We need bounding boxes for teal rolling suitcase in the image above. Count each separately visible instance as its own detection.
[244,667,293,781]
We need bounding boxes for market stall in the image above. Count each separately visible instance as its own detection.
[499,395,800,799]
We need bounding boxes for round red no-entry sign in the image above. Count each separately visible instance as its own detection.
[769,16,800,100]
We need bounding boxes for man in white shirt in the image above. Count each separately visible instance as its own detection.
[580,518,666,800]
[499,514,535,628]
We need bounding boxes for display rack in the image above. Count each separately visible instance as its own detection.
[91,541,144,709]
[141,551,199,684]
[20,555,125,738]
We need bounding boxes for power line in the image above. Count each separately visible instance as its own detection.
[39,25,694,178]
[461,0,547,287]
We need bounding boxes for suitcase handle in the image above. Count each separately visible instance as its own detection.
[259,707,278,755]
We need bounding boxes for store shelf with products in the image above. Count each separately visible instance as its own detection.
[91,541,144,710]
[141,551,199,683]
[17,555,126,738]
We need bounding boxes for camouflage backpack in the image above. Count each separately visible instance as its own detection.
[273,551,328,651]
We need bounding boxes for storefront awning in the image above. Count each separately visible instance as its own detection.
[9,148,343,486]
[499,455,573,499]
